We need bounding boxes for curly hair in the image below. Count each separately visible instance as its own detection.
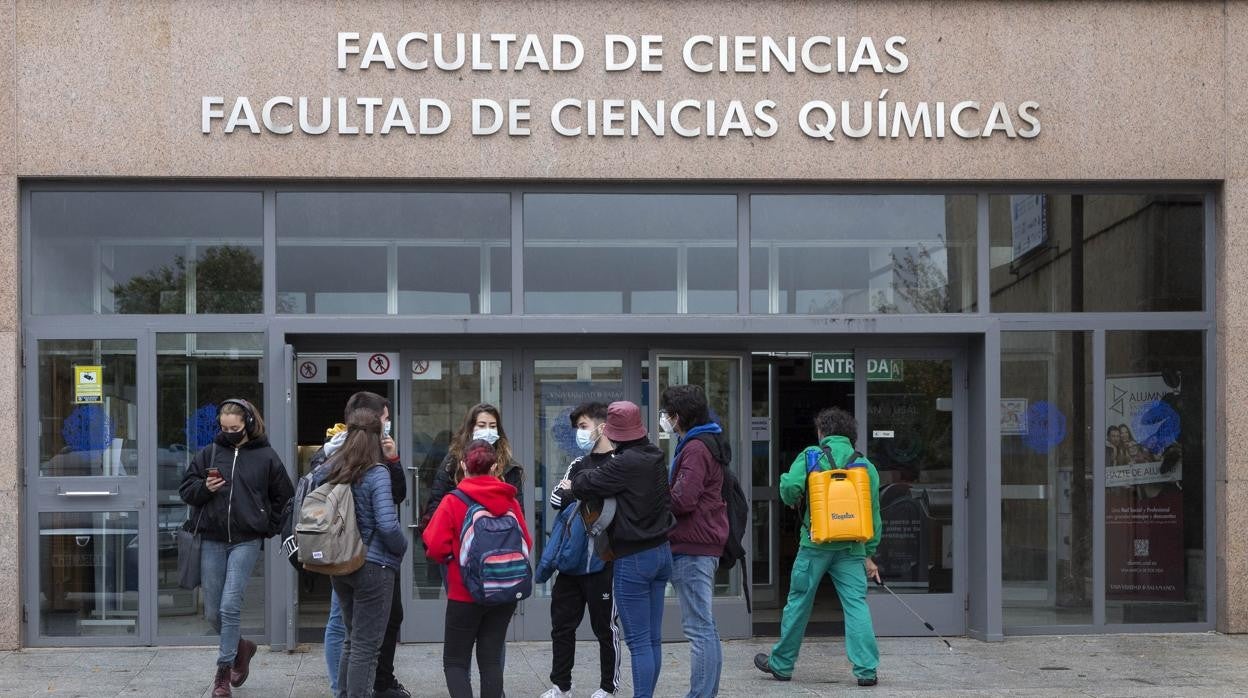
[814,406,857,441]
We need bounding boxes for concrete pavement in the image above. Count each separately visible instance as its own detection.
[1,634,1246,697]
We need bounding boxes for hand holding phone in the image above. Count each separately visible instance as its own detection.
[206,467,227,492]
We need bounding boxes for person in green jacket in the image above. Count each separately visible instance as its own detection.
[754,406,882,687]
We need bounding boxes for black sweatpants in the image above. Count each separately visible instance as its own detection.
[374,577,403,690]
[549,565,620,694]
[443,599,517,698]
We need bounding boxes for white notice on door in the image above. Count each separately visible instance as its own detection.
[872,430,895,439]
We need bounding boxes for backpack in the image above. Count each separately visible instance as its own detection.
[536,501,605,583]
[296,481,366,576]
[452,490,533,605]
[806,447,874,544]
[280,453,331,571]
[692,433,752,613]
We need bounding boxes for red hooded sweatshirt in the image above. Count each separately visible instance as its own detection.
[422,474,532,603]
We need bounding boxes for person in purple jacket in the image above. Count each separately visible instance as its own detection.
[660,384,730,698]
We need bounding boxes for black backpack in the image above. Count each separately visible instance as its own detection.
[693,433,752,613]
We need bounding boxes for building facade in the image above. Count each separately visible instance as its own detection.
[2,0,1247,649]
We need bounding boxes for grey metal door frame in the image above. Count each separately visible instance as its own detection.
[23,327,154,647]
[855,346,969,636]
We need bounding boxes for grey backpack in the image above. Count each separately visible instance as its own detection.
[296,481,365,576]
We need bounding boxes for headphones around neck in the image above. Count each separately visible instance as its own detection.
[219,398,257,435]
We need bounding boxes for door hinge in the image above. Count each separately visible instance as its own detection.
[964,594,970,612]
[512,372,523,391]
[964,482,970,499]
[21,604,27,624]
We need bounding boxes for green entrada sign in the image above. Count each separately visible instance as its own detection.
[811,353,903,382]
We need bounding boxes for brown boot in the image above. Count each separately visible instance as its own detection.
[212,663,232,697]
[230,638,257,687]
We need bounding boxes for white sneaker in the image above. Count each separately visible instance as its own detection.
[589,691,613,698]
[540,686,572,698]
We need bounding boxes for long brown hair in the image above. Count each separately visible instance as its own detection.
[327,408,384,485]
[447,403,513,481]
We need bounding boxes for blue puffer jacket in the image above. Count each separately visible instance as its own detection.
[536,501,605,582]
[352,465,408,569]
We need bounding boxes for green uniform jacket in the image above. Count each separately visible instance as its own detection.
[779,434,882,557]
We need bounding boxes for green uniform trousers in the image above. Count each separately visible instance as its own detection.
[769,545,879,680]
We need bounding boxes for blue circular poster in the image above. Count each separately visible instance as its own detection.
[1022,400,1067,454]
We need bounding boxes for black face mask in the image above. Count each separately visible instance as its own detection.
[223,430,246,446]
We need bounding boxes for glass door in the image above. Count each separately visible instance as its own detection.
[25,333,150,646]
[400,351,513,642]
[859,349,967,636]
[649,350,752,639]
[516,351,630,640]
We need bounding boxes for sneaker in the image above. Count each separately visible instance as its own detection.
[540,686,573,698]
[589,691,613,698]
[374,681,412,698]
[753,653,791,682]
[857,676,878,687]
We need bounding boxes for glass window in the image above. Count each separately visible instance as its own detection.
[156,333,266,637]
[39,510,141,636]
[523,194,737,314]
[1105,331,1204,623]
[38,339,138,477]
[30,191,263,315]
[989,194,1203,312]
[276,192,510,314]
[1001,331,1093,627]
[750,195,977,314]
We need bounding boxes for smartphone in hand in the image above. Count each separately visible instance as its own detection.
[207,467,227,485]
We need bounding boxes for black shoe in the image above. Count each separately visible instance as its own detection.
[857,676,878,687]
[373,681,412,698]
[753,653,791,682]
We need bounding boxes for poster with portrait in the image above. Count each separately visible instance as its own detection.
[1105,374,1182,487]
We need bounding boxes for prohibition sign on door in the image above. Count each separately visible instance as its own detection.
[297,358,326,384]
[411,360,443,381]
[356,352,399,380]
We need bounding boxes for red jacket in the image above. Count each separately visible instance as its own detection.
[422,475,532,603]
[669,437,729,557]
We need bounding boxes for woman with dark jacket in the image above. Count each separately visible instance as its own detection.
[661,385,730,698]
[325,407,409,698]
[423,440,532,698]
[419,403,525,533]
[179,399,294,698]
[571,401,675,698]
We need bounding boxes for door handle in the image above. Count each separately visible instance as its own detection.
[58,489,118,497]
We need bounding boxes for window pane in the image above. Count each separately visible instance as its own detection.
[989,194,1203,312]
[751,195,977,314]
[30,191,263,315]
[1105,331,1205,623]
[156,333,266,638]
[276,192,511,315]
[1001,331,1093,626]
[524,194,737,314]
[40,511,140,636]
[38,340,138,477]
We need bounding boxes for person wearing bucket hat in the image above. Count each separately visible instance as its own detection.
[571,401,675,698]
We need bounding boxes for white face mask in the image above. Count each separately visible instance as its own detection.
[575,426,598,451]
[472,427,500,445]
[659,413,675,434]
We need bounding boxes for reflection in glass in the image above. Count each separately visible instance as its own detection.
[531,359,625,597]
[39,511,140,636]
[1001,331,1093,626]
[38,340,138,478]
[524,194,737,314]
[276,192,511,315]
[409,360,502,599]
[30,191,264,315]
[1105,331,1204,623]
[866,358,954,594]
[752,500,771,586]
[988,194,1203,312]
[750,195,977,314]
[155,333,266,637]
[657,356,741,596]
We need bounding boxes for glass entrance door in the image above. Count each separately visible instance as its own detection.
[860,349,966,636]
[401,351,512,642]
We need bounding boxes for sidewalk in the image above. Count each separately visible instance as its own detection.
[1,634,1245,697]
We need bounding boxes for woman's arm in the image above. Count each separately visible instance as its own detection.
[370,468,408,558]
[178,446,214,506]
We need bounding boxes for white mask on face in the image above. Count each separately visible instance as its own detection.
[472,427,500,445]
[659,413,675,434]
[575,427,597,451]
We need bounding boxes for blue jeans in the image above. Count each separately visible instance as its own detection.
[671,554,722,698]
[325,590,346,693]
[612,542,673,698]
[201,538,262,666]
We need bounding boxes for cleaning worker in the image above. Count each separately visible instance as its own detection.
[754,406,883,687]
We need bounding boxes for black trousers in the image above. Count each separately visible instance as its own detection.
[331,562,396,698]
[374,577,403,690]
[443,599,517,698]
[550,565,620,694]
